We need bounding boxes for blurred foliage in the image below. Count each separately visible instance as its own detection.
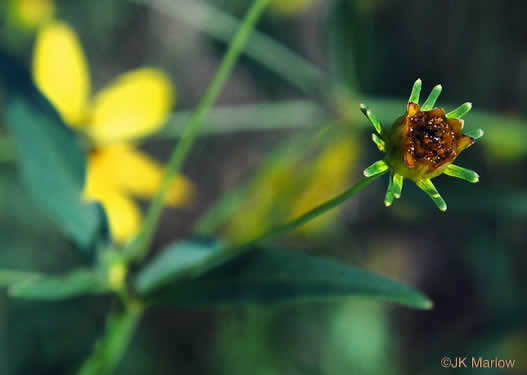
[226,127,360,242]
[0,0,526,374]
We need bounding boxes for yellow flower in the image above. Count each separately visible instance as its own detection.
[8,0,55,30]
[288,136,359,235]
[32,21,193,244]
[270,0,317,16]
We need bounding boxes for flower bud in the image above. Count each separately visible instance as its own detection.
[387,103,475,181]
[360,79,483,211]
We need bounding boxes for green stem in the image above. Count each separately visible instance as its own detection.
[77,305,143,375]
[0,269,40,287]
[127,0,271,262]
[191,172,387,277]
[237,172,386,247]
[129,0,324,96]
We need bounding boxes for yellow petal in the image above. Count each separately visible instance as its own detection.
[89,144,192,207]
[88,69,174,145]
[33,21,90,127]
[84,156,142,244]
[93,189,142,245]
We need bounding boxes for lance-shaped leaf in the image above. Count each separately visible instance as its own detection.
[147,247,433,310]
[0,270,40,287]
[135,238,223,295]
[0,51,109,251]
[8,269,104,300]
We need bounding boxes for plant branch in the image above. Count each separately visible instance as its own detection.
[190,172,387,278]
[236,172,387,248]
[77,305,143,375]
[127,0,271,262]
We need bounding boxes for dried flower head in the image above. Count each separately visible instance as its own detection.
[360,79,484,211]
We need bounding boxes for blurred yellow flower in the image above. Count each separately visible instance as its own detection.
[8,0,55,30]
[227,134,359,242]
[32,21,193,244]
[270,0,317,15]
[288,136,359,234]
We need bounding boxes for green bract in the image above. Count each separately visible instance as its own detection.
[361,79,484,211]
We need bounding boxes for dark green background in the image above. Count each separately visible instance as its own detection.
[1,0,526,374]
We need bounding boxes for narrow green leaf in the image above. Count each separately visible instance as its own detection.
[136,239,223,295]
[149,248,433,310]
[384,172,394,207]
[446,102,472,119]
[408,78,422,104]
[0,52,108,251]
[0,270,41,287]
[360,104,384,135]
[131,0,323,96]
[371,133,385,152]
[416,179,447,211]
[177,101,322,137]
[444,164,479,183]
[8,269,103,300]
[154,101,325,139]
[464,128,484,140]
[363,160,388,177]
[78,307,142,375]
[421,84,442,111]
[327,0,361,93]
[393,173,404,199]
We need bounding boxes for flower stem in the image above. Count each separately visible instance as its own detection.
[0,269,41,286]
[193,125,331,236]
[237,172,387,248]
[127,0,271,262]
[77,304,143,375]
[189,172,387,277]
